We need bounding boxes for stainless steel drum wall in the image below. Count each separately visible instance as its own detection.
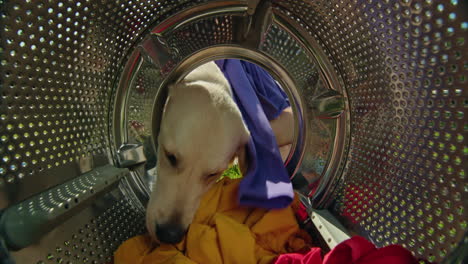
[0,0,214,263]
[0,1,466,264]
[0,0,213,207]
[270,1,466,262]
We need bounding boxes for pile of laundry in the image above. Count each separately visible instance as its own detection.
[114,177,418,264]
[114,60,419,263]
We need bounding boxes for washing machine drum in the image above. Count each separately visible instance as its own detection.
[0,1,466,263]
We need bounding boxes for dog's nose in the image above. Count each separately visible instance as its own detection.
[155,223,185,244]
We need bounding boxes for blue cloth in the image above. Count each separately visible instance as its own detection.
[215,59,294,209]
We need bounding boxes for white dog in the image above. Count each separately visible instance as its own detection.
[146,61,293,244]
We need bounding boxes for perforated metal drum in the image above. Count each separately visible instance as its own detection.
[0,0,466,263]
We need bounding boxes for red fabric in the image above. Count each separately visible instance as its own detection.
[274,236,418,264]
[275,247,322,264]
[296,202,309,222]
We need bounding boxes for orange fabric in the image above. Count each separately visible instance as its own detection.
[114,178,310,264]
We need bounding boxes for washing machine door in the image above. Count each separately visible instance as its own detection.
[0,1,466,264]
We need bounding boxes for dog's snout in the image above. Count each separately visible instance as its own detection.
[155,223,185,244]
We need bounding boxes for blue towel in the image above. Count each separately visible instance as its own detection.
[215,59,294,209]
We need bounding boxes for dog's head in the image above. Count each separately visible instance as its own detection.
[146,62,250,244]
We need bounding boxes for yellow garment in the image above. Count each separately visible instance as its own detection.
[114,178,310,264]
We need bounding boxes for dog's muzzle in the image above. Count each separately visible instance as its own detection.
[155,223,186,244]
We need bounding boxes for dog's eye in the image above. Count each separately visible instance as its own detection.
[207,172,218,178]
[166,153,177,167]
